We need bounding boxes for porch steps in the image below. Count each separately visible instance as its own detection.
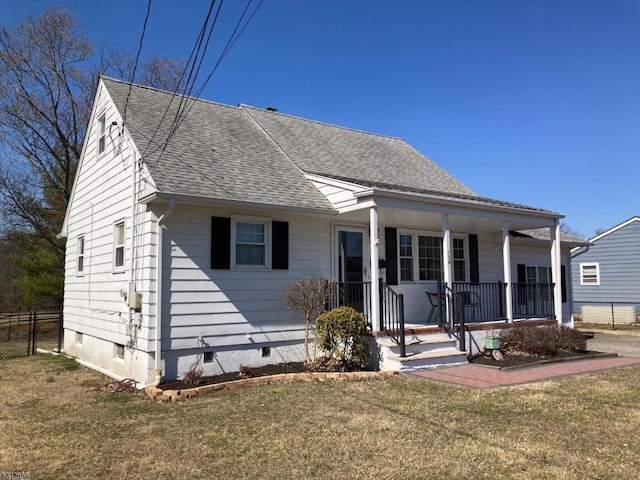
[376,332,468,371]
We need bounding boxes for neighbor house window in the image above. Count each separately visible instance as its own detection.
[98,113,106,154]
[580,263,600,285]
[399,234,413,281]
[77,235,85,274]
[399,232,465,282]
[114,343,124,359]
[75,332,83,345]
[233,219,269,267]
[114,221,125,270]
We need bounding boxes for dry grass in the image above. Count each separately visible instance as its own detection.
[1,354,640,479]
[577,322,640,335]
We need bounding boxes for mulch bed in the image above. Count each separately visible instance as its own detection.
[468,350,612,369]
[158,357,368,391]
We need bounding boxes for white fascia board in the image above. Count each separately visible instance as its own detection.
[139,191,338,216]
[353,188,562,226]
[588,216,640,243]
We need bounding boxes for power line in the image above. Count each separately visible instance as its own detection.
[153,0,264,165]
[122,0,152,130]
[140,0,219,159]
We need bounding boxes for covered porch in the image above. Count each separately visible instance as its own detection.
[327,186,566,356]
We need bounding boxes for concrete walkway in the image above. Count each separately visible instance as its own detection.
[409,356,640,389]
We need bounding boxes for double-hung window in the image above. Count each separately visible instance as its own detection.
[114,221,125,270]
[399,234,413,281]
[418,235,443,281]
[399,232,466,282]
[77,236,85,274]
[98,113,106,155]
[233,218,269,268]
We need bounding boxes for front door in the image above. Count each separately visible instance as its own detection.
[335,227,369,315]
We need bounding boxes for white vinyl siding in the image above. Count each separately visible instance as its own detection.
[113,221,125,270]
[580,263,600,285]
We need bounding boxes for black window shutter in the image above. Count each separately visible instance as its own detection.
[517,264,526,305]
[561,265,567,303]
[272,221,289,270]
[385,227,398,285]
[211,217,230,269]
[469,234,479,283]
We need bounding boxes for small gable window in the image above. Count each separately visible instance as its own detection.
[98,113,106,155]
[114,221,125,270]
[580,263,600,286]
[77,236,85,274]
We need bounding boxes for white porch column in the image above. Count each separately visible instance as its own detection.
[502,222,514,323]
[442,214,453,323]
[551,220,563,324]
[369,205,380,332]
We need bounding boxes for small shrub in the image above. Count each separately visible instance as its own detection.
[554,326,587,352]
[239,365,253,378]
[500,325,586,356]
[180,366,203,387]
[315,306,370,370]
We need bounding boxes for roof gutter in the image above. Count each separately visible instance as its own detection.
[138,191,337,216]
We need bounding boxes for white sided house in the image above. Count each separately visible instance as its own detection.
[60,77,587,385]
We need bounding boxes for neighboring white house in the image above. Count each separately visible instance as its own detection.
[60,76,586,385]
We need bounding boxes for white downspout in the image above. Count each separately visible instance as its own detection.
[152,198,176,385]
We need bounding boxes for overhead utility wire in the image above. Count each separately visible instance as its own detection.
[122,0,152,130]
[153,0,264,165]
[140,0,219,159]
[161,0,225,146]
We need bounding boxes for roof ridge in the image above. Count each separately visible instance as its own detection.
[100,75,241,112]
[239,103,406,142]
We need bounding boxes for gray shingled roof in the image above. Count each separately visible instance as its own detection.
[241,105,478,198]
[102,77,559,216]
[102,77,333,211]
[513,229,588,244]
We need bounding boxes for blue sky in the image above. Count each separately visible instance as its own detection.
[3,0,639,237]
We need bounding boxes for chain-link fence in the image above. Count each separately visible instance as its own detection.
[0,310,63,359]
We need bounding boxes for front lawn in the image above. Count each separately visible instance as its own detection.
[1,354,639,479]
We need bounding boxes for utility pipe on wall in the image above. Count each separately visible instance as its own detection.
[152,198,175,385]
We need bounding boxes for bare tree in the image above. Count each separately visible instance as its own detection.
[0,7,186,307]
[559,222,585,239]
[284,277,334,363]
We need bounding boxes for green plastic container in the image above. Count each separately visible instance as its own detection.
[485,335,500,350]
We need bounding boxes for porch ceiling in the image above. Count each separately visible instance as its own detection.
[337,207,556,233]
